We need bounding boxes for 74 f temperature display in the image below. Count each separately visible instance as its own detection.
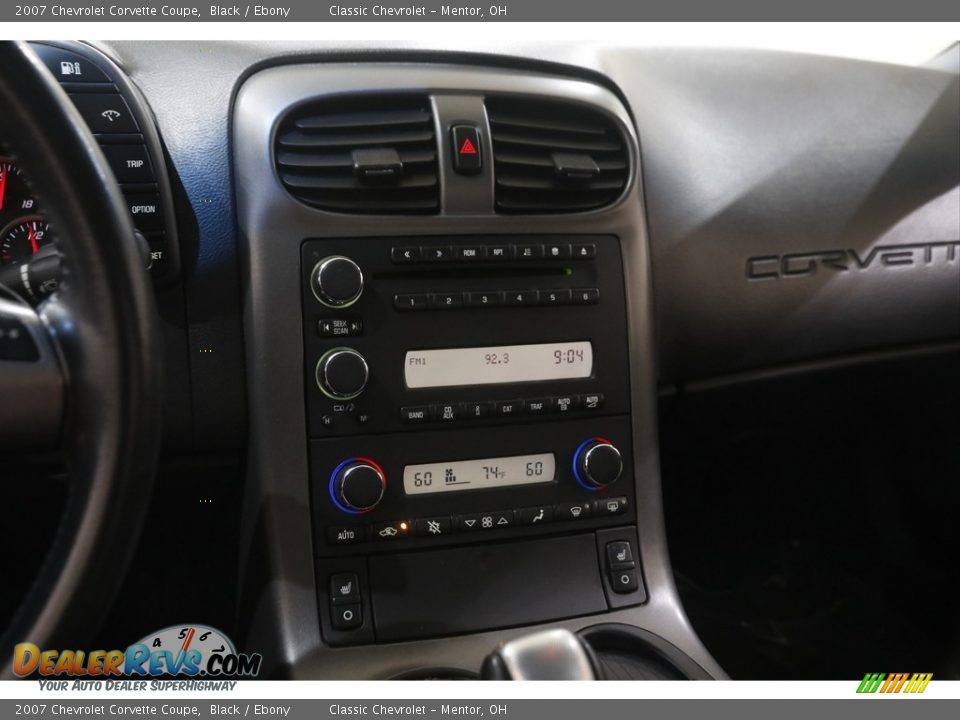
[403,453,556,495]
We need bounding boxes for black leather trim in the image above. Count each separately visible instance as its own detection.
[0,41,162,671]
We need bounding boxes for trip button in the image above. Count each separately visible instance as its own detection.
[69,93,139,133]
[101,144,154,184]
[329,573,360,604]
[331,603,363,631]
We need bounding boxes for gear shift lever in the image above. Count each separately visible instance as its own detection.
[480,629,599,680]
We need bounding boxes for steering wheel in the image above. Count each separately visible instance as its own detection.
[0,41,162,675]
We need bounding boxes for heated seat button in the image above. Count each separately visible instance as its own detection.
[331,603,363,630]
[606,541,635,569]
[451,125,482,174]
[329,573,360,604]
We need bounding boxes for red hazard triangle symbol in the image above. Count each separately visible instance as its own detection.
[459,137,478,155]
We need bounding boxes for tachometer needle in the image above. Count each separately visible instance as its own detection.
[28,223,38,254]
[0,168,6,212]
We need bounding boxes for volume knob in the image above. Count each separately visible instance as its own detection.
[311,255,363,308]
[573,438,623,489]
[331,459,386,513]
[316,347,368,400]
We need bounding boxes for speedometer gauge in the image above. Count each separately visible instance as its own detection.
[0,216,52,265]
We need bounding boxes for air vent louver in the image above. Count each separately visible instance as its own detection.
[275,95,439,214]
[487,96,629,213]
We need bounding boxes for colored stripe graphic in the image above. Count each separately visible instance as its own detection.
[857,672,932,694]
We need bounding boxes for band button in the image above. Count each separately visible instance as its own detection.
[400,405,434,423]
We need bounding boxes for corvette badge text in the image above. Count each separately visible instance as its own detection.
[745,240,959,280]
[12,624,261,683]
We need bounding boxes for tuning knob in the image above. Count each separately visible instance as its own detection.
[331,458,386,513]
[573,438,623,489]
[316,347,368,400]
[311,255,363,308]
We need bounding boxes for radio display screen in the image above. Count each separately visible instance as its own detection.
[404,341,593,389]
[403,453,556,495]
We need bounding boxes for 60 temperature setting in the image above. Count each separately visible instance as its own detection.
[573,437,623,490]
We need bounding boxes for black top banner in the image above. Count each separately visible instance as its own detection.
[5,0,960,21]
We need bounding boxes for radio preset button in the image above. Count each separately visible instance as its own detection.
[424,246,453,262]
[505,290,539,306]
[400,405,434,423]
[516,244,544,260]
[540,289,571,306]
[572,243,597,259]
[466,291,503,308]
[429,292,464,309]
[485,245,514,260]
[311,256,364,308]
[519,506,554,525]
[391,246,421,263]
[394,293,428,311]
[572,288,600,305]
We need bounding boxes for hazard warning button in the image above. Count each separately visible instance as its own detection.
[451,124,482,175]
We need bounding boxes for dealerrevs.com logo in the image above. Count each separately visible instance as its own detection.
[13,624,262,680]
[856,673,933,694]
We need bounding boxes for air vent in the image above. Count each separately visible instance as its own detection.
[275,95,439,214]
[487,96,629,213]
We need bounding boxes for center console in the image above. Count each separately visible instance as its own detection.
[234,62,723,679]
